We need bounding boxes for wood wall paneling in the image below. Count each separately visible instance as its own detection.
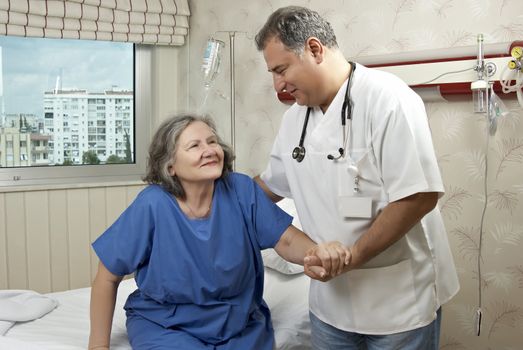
[66,189,92,290]
[48,190,70,292]
[0,193,8,289]
[105,187,128,226]
[24,191,51,292]
[5,192,28,289]
[1,184,144,293]
[88,187,107,281]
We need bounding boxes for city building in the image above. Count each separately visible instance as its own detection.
[0,126,31,167]
[0,113,50,168]
[43,88,134,165]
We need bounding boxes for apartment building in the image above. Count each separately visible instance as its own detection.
[43,88,134,165]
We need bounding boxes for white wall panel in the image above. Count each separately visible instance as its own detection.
[67,188,93,290]
[48,190,70,292]
[0,193,7,289]
[0,183,144,293]
[106,187,128,226]
[88,187,107,280]
[25,191,51,292]
[5,192,27,289]
[126,186,143,206]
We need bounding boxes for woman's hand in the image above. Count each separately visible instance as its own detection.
[303,242,352,281]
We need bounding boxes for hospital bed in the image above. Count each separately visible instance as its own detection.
[1,265,310,349]
[1,199,312,349]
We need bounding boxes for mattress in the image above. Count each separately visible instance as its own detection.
[2,268,311,350]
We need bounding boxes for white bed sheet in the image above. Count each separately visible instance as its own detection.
[2,268,311,350]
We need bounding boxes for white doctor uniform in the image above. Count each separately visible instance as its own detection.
[261,63,459,334]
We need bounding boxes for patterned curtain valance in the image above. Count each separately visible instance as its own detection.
[0,0,190,45]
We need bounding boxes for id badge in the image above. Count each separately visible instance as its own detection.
[337,158,372,219]
[338,195,372,218]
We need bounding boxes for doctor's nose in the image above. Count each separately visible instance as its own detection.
[273,75,286,94]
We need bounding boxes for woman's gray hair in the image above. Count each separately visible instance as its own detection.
[142,114,235,198]
[255,6,338,55]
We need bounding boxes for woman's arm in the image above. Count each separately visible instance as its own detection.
[88,262,123,350]
[273,225,351,279]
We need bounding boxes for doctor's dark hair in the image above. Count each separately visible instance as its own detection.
[143,114,235,198]
[255,6,338,54]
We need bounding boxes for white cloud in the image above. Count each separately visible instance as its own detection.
[0,36,133,117]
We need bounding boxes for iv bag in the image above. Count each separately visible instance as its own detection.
[488,89,509,136]
[201,38,225,88]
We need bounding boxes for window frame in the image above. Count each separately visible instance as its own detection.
[0,44,151,190]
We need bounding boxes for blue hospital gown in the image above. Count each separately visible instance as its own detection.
[92,173,293,349]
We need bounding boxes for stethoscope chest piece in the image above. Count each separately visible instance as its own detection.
[292,61,356,163]
[292,146,306,162]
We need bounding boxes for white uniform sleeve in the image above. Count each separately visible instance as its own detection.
[371,88,444,202]
[260,131,293,198]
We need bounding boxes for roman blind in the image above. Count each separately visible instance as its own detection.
[0,0,190,45]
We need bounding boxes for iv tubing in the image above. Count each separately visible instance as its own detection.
[412,67,475,86]
[476,82,494,336]
[499,65,523,108]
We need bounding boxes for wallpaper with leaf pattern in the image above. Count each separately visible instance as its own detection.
[176,1,523,348]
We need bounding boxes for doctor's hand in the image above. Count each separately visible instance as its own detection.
[303,242,352,282]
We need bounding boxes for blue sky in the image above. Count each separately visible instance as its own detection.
[0,36,133,117]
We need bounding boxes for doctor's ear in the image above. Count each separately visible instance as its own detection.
[306,37,324,62]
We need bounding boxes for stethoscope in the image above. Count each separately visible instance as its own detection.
[292,61,356,163]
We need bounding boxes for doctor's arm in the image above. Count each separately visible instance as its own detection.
[305,191,438,276]
[349,191,438,269]
[254,175,283,203]
[89,262,124,350]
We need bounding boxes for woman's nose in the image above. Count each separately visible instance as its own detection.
[202,144,217,157]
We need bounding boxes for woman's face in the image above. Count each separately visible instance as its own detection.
[168,121,224,186]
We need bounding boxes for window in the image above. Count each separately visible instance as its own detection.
[0,37,151,188]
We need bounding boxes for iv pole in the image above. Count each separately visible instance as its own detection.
[229,32,236,170]
[216,30,244,170]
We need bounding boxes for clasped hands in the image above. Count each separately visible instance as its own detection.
[304,242,352,282]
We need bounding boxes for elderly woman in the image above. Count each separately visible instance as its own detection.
[88,114,349,350]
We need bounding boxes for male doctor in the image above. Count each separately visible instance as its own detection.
[254,6,460,350]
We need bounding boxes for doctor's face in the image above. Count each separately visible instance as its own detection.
[263,37,322,107]
[168,121,224,186]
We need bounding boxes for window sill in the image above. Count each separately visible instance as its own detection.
[0,179,146,193]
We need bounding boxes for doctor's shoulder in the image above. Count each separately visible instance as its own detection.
[363,66,420,102]
[355,69,423,126]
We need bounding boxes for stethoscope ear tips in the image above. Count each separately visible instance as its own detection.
[327,148,345,161]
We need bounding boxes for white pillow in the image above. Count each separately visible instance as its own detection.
[262,198,304,275]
